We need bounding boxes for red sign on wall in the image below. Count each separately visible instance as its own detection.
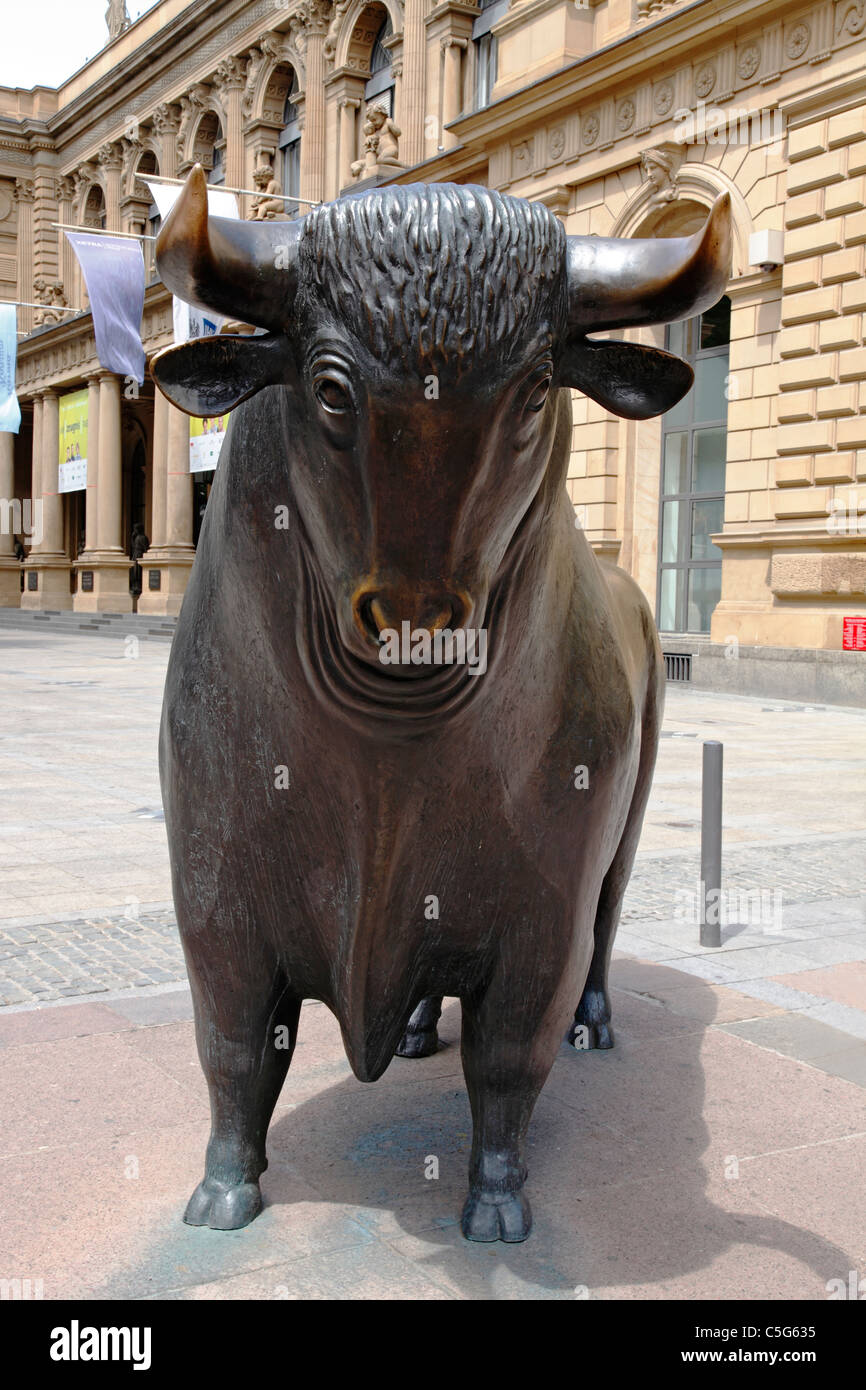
[843,617,866,651]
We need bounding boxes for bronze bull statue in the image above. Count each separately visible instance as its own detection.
[152,167,730,1242]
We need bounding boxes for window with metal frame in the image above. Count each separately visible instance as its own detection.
[657,295,731,635]
[365,18,394,115]
[279,71,302,215]
[472,0,507,110]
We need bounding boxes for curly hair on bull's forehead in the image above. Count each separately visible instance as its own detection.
[297,184,567,376]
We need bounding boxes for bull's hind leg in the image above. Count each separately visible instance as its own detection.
[182,936,301,1230]
[395,995,442,1058]
[569,671,663,1051]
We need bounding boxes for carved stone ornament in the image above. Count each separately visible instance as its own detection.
[33,278,68,326]
[98,142,123,171]
[105,0,130,41]
[786,22,811,58]
[548,127,566,161]
[248,151,288,220]
[152,102,182,136]
[640,142,685,204]
[350,102,405,180]
[617,99,636,133]
[737,43,761,80]
[694,64,716,98]
[654,81,674,115]
[837,2,866,36]
[13,178,35,203]
[582,112,600,147]
[148,166,733,1248]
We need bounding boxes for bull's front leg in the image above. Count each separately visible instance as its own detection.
[459,943,582,1243]
[182,934,301,1231]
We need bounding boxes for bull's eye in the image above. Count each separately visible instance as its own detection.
[314,375,352,414]
[525,375,552,413]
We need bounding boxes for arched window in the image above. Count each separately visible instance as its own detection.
[657,295,731,634]
[136,151,161,276]
[278,69,302,214]
[84,185,106,230]
[365,18,394,115]
[209,121,225,186]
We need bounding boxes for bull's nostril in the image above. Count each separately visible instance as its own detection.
[358,597,382,644]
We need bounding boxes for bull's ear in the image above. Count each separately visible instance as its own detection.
[150,332,292,416]
[559,337,693,421]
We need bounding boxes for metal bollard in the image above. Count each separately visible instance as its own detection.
[700,740,723,948]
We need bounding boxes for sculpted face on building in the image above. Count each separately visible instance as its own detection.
[0,0,864,698]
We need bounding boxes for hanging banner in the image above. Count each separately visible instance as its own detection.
[58,389,89,493]
[144,178,239,222]
[173,298,223,345]
[189,414,229,473]
[64,231,146,383]
[0,304,21,433]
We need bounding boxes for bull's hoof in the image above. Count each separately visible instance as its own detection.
[183,1178,263,1230]
[461,1189,532,1243]
[567,1017,614,1050]
[570,985,614,1050]
[395,1026,439,1058]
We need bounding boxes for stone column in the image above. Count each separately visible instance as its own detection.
[57,177,77,308]
[339,98,360,190]
[152,103,181,179]
[0,431,19,606]
[13,180,35,335]
[441,38,467,148]
[139,400,194,616]
[300,13,328,205]
[98,143,124,231]
[215,59,247,194]
[76,372,131,612]
[23,391,72,609]
[83,373,101,553]
[19,396,41,608]
[401,0,427,167]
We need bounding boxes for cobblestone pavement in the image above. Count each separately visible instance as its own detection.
[1,622,865,1006]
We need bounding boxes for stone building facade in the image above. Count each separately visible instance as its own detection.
[0,0,864,696]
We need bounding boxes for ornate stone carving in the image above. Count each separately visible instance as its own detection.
[121,135,144,185]
[737,43,761,80]
[214,55,247,96]
[351,102,404,180]
[13,178,35,203]
[640,142,685,204]
[56,176,77,204]
[694,63,717,98]
[324,0,351,63]
[617,99,636,133]
[152,102,182,136]
[786,22,811,58]
[654,81,674,115]
[837,1,866,35]
[98,142,124,171]
[242,35,283,118]
[33,278,68,326]
[176,85,212,159]
[548,127,565,161]
[582,112,600,147]
[249,151,287,220]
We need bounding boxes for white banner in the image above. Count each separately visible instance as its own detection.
[173,298,223,345]
[143,177,239,222]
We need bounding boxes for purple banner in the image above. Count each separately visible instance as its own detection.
[65,231,146,383]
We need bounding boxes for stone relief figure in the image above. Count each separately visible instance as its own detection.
[106,1,131,41]
[640,144,684,204]
[33,278,68,326]
[350,103,405,180]
[323,0,350,63]
[249,153,287,221]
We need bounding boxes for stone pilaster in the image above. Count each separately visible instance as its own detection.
[400,0,427,167]
[298,3,330,205]
[0,431,20,607]
[22,390,72,609]
[214,57,247,193]
[13,180,35,334]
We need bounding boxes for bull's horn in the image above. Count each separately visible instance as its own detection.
[566,193,732,333]
[156,163,302,333]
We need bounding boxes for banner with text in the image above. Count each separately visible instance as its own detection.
[0,304,21,433]
[189,414,229,473]
[173,298,223,345]
[58,389,89,493]
[65,231,146,383]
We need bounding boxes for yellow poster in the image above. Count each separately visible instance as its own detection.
[58,389,89,493]
[189,414,229,473]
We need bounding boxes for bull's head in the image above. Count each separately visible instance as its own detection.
[152,167,730,667]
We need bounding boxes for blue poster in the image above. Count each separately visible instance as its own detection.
[65,231,146,383]
[0,303,21,433]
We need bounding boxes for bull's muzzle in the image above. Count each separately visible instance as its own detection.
[352,582,473,655]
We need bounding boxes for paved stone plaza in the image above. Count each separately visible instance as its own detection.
[0,621,864,1298]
